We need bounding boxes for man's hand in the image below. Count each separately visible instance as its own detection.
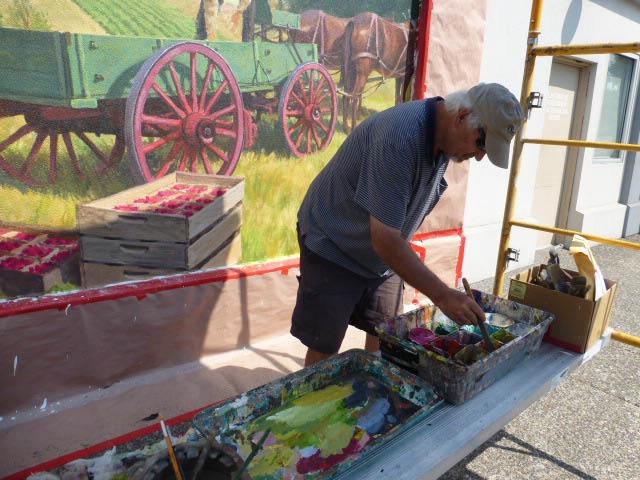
[432,287,486,326]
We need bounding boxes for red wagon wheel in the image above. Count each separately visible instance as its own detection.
[0,118,124,188]
[126,42,245,184]
[278,62,338,157]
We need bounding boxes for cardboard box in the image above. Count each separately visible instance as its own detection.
[508,266,618,353]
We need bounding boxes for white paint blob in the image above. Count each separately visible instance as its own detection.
[13,355,18,376]
[40,398,47,411]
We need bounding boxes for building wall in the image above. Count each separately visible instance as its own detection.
[463,0,640,282]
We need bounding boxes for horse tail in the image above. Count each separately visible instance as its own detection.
[341,19,355,92]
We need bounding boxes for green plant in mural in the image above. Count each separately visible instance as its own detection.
[72,0,196,37]
[0,0,51,30]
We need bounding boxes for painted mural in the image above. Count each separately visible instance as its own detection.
[0,0,419,299]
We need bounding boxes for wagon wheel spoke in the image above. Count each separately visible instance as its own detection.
[215,119,234,129]
[214,127,237,139]
[310,123,323,150]
[168,62,191,113]
[293,127,305,150]
[313,117,330,134]
[204,79,229,115]
[190,147,199,172]
[142,129,182,155]
[151,83,187,118]
[208,104,236,122]
[62,132,84,179]
[285,108,304,118]
[200,147,214,174]
[312,75,327,103]
[21,130,48,178]
[308,71,315,103]
[155,141,183,179]
[289,89,306,109]
[190,52,198,112]
[75,131,110,169]
[306,128,312,154]
[199,62,216,112]
[97,135,126,174]
[294,78,309,104]
[178,147,191,171]
[49,133,58,184]
[0,124,35,152]
[142,114,181,131]
[287,118,305,136]
[204,141,229,166]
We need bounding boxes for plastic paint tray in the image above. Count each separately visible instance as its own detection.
[377,290,554,405]
[192,349,443,479]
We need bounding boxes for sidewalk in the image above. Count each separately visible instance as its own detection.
[440,235,640,480]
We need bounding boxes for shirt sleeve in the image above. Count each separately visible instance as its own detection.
[353,131,415,230]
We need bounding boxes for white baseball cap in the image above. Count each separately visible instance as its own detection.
[468,83,524,169]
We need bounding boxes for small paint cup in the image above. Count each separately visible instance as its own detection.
[409,327,437,346]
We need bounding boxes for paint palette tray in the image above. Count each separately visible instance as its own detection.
[193,349,443,479]
[377,290,554,405]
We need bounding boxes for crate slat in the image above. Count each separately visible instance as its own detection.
[77,172,244,243]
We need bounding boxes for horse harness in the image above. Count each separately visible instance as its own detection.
[350,14,409,79]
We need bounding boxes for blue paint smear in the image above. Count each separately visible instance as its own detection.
[357,398,391,435]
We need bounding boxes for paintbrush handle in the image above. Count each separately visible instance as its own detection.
[461,278,495,352]
[161,418,185,480]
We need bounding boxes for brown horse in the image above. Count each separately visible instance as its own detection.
[290,10,350,71]
[342,12,411,132]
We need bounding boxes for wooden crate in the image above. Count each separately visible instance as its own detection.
[81,232,242,288]
[80,206,242,269]
[77,172,244,243]
[0,231,80,297]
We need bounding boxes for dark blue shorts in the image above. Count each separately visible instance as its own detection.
[291,234,403,354]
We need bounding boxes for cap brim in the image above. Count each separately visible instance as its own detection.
[485,133,510,169]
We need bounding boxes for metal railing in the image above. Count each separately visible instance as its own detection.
[493,0,640,349]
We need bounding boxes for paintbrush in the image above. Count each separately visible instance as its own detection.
[233,428,271,480]
[160,415,185,480]
[462,278,495,352]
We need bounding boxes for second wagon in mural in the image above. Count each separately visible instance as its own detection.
[0,1,339,187]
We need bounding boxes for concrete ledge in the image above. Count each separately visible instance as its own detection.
[623,201,640,237]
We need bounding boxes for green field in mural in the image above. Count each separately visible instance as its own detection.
[73,0,196,38]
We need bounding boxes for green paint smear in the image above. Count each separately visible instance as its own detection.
[249,443,298,478]
[318,421,355,456]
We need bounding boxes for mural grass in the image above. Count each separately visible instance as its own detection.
[0,81,395,263]
[72,0,196,38]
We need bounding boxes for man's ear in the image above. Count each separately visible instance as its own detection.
[456,107,472,125]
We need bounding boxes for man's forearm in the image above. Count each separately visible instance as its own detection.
[373,232,449,304]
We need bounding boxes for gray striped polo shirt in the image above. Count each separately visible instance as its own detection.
[298,97,449,278]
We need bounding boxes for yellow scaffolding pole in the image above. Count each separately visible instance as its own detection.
[532,42,640,56]
[492,0,639,349]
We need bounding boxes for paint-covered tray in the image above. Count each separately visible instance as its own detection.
[192,349,443,479]
[377,290,554,405]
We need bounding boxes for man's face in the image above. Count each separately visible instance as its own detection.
[448,110,487,163]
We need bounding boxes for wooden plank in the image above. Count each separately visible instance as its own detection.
[77,173,244,243]
[336,339,608,480]
[188,206,243,268]
[0,253,80,297]
[81,233,242,288]
[80,206,242,269]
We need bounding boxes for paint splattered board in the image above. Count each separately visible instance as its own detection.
[377,290,554,404]
[193,349,443,479]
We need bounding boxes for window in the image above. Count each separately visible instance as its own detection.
[594,54,635,160]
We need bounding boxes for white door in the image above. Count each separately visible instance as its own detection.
[532,61,582,248]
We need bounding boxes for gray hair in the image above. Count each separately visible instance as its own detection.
[443,89,482,128]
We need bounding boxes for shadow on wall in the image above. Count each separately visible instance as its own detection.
[561,0,582,45]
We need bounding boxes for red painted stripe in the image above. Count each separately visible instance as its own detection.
[412,228,462,242]
[455,232,466,288]
[4,400,224,480]
[414,0,434,99]
[0,258,300,319]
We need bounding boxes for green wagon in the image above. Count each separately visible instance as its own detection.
[0,10,338,186]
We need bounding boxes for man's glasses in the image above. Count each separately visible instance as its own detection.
[476,127,486,150]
